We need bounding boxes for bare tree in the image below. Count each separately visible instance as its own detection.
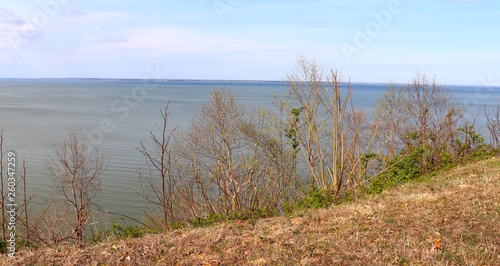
[373,85,409,163]
[137,101,178,230]
[136,90,308,225]
[45,132,107,245]
[177,89,249,216]
[174,89,279,218]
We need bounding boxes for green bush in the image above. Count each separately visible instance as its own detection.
[387,148,424,183]
[110,219,144,239]
[189,214,225,228]
[284,188,334,214]
[87,219,145,243]
[440,150,454,170]
[367,125,496,196]
[368,147,424,194]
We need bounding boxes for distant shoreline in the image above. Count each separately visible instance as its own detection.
[0,78,497,88]
[0,77,283,83]
[0,78,422,88]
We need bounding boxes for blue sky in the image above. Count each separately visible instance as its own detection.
[0,0,499,85]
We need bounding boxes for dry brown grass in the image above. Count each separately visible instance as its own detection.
[2,158,500,265]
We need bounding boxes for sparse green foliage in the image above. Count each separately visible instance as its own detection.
[285,107,303,152]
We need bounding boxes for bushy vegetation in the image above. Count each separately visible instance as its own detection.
[134,59,498,228]
[367,75,498,194]
[88,219,144,244]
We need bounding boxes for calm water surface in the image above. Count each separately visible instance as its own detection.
[0,79,498,222]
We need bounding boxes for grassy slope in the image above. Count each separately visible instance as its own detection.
[3,158,500,265]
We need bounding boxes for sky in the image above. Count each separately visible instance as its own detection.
[0,0,499,85]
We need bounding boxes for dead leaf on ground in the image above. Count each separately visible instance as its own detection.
[428,237,442,250]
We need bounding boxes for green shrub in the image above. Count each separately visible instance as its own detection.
[110,219,144,238]
[387,148,424,183]
[368,148,424,194]
[189,214,225,228]
[452,125,496,163]
[284,188,334,214]
[440,150,454,170]
[87,219,145,243]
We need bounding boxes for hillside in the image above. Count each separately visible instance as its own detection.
[2,158,500,265]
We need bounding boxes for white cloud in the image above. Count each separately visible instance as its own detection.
[64,26,289,58]
[8,23,43,39]
[46,10,135,43]
[0,8,25,25]
[63,6,88,16]
[60,10,132,26]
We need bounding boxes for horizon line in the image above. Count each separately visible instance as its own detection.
[0,77,496,88]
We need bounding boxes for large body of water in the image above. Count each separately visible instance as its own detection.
[0,79,498,222]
